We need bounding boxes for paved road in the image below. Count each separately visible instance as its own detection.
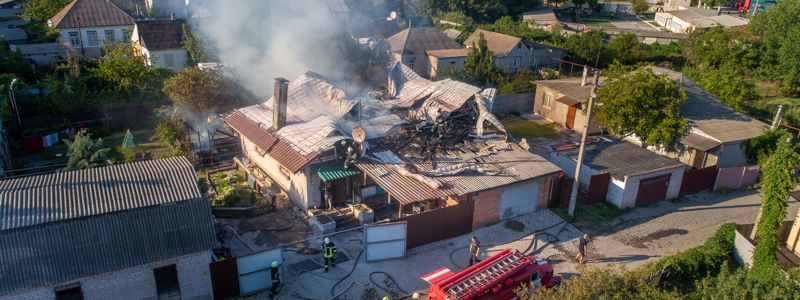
[254,190,797,299]
[542,190,799,277]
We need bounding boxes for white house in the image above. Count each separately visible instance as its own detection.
[655,7,749,33]
[48,0,135,58]
[132,19,189,71]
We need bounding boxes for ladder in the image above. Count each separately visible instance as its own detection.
[446,251,527,300]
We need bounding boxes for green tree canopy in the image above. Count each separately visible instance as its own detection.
[91,43,170,96]
[684,27,757,74]
[163,68,255,120]
[751,137,799,282]
[606,33,649,65]
[745,129,792,163]
[563,31,608,67]
[749,0,800,94]
[632,0,649,15]
[462,33,504,86]
[22,0,71,21]
[684,66,759,112]
[595,65,688,147]
[64,129,110,171]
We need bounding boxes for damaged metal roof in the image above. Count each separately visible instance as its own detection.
[356,142,561,205]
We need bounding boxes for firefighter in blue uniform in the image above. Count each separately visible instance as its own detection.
[322,237,337,272]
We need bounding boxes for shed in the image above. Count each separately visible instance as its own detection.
[549,139,686,208]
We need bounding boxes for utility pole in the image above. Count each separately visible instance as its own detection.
[568,70,601,217]
[770,105,785,130]
[8,78,20,126]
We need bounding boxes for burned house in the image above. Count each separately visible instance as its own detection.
[225,62,561,246]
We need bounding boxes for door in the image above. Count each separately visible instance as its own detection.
[635,175,670,206]
[210,258,240,299]
[587,173,610,203]
[364,222,407,262]
[566,106,577,129]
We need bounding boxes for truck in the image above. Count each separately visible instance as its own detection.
[422,249,561,300]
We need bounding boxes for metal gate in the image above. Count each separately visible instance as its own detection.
[210,258,240,299]
[236,248,283,296]
[679,166,717,196]
[635,175,670,206]
[364,222,407,262]
[587,173,610,203]
[399,200,475,249]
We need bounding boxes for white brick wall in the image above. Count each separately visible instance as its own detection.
[1,251,212,300]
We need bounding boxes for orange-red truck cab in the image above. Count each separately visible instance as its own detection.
[422,249,561,300]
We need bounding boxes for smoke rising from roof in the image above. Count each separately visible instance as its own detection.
[189,0,385,99]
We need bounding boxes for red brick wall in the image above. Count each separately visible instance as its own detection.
[472,188,501,229]
[536,174,554,209]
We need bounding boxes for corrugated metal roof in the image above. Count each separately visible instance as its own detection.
[0,157,200,231]
[224,111,278,153]
[0,158,215,294]
[555,139,685,179]
[49,0,135,29]
[682,132,720,152]
[356,142,561,205]
[314,162,359,182]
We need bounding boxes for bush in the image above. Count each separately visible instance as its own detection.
[648,223,737,290]
[699,261,800,299]
[523,266,680,300]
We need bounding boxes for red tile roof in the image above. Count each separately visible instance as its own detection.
[49,0,135,29]
[135,20,186,51]
[224,111,319,173]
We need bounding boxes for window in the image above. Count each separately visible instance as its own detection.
[153,265,181,298]
[164,53,175,67]
[450,60,455,66]
[104,29,115,43]
[279,166,292,180]
[86,30,98,46]
[68,31,80,47]
[542,92,553,108]
[55,283,83,300]
[407,57,415,69]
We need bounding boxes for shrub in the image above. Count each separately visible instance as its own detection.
[648,223,737,290]
[522,266,680,300]
[699,261,800,299]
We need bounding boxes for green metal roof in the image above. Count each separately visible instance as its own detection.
[314,163,359,182]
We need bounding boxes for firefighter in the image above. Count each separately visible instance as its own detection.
[270,261,281,298]
[469,236,481,266]
[322,237,337,272]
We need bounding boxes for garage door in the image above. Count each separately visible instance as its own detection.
[364,222,407,262]
[499,181,538,219]
[635,175,670,206]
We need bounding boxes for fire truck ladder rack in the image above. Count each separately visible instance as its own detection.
[446,251,527,299]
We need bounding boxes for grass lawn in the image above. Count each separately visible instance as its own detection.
[749,81,800,127]
[103,127,173,161]
[581,18,615,27]
[501,116,559,139]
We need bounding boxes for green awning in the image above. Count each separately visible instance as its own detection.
[314,163,360,182]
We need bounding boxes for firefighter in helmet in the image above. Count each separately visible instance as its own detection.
[270,260,280,298]
[322,237,337,272]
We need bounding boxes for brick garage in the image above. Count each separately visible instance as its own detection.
[472,175,556,229]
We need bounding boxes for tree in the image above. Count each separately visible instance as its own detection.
[595,65,688,147]
[64,129,110,171]
[22,0,71,21]
[92,43,169,96]
[686,67,759,112]
[497,70,537,94]
[700,261,800,299]
[632,0,649,15]
[684,27,757,74]
[563,31,608,67]
[745,129,791,163]
[518,266,680,299]
[462,33,503,86]
[751,137,799,282]
[606,33,649,65]
[163,68,255,120]
[182,24,209,65]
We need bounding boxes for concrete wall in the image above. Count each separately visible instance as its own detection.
[1,251,213,300]
[148,48,189,71]
[618,166,685,209]
[499,180,540,219]
[242,138,316,209]
[733,228,755,267]
[530,48,563,68]
[717,141,747,168]
[428,55,465,78]
[548,152,599,191]
[493,43,530,73]
[492,93,535,113]
[397,53,430,78]
[58,25,131,58]
[606,177,626,208]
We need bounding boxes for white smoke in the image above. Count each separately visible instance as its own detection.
[189,0,387,98]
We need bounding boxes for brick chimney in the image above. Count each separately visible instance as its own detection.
[273,78,288,131]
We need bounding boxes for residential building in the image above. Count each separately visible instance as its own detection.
[533,74,604,134]
[655,7,749,33]
[638,67,768,168]
[524,40,565,68]
[10,43,69,66]
[549,138,686,208]
[465,29,531,74]
[0,27,25,44]
[387,27,464,78]
[426,48,470,78]
[48,0,135,57]
[522,7,560,29]
[442,28,462,40]
[132,19,189,71]
[0,157,216,299]
[226,62,560,244]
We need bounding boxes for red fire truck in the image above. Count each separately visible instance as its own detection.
[422,249,561,300]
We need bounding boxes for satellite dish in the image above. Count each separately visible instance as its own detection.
[352,127,366,143]
[388,11,397,21]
